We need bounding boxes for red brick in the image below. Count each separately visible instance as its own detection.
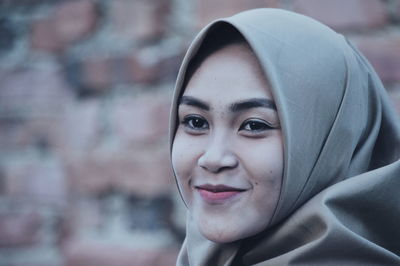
[65,154,111,195]
[0,69,74,151]
[0,120,29,151]
[0,118,61,152]
[110,0,171,41]
[65,147,175,197]
[351,34,400,83]
[6,263,59,266]
[111,93,170,145]
[31,0,97,52]
[122,46,184,84]
[55,99,103,153]
[125,54,162,84]
[61,200,102,242]
[79,52,180,90]
[0,106,100,155]
[63,239,179,266]
[0,212,41,247]
[157,51,185,82]
[196,0,279,28]
[0,69,73,116]
[31,18,64,53]
[81,57,113,91]
[2,159,67,205]
[67,148,175,197]
[293,0,388,31]
[20,99,104,157]
[114,148,175,196]
[53,0,97,44]
[0,93,101,155]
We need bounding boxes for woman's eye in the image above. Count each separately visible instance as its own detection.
[239,119,272,133]
[182,115,209,131]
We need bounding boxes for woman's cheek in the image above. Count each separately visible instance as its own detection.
[172,136,188,180]
[242,135,284,187]
[171,133,199,201]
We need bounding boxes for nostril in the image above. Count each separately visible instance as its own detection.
[198,151,238,173]
[216,165,236,174]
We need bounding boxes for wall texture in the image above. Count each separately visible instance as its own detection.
[0,0,399,265]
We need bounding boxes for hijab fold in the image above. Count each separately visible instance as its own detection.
[170,8,400,265]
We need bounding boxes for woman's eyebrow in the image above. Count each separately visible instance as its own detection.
[179,96,210,110]
[230,98,277,112]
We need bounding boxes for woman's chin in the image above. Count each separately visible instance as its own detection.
[198,223,260,244]
[201,230,239,243]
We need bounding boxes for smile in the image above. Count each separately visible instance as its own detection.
[195,184,247,203]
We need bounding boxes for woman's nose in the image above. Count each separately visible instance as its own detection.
[197,135,238,173]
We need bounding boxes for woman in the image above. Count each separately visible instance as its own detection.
[169,8,400,265]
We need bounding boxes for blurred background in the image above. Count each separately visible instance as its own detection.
[0,0,399,265]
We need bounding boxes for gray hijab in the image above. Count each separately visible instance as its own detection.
[169,8,400,265]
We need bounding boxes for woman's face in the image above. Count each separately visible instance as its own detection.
[171,43,284,243]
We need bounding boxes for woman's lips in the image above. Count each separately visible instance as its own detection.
[195,184,247,203]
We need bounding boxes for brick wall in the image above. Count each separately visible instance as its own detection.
[0,0,399,265]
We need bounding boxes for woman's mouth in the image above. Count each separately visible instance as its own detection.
[195,184,247,203]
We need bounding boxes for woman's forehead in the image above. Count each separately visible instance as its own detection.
[183,43,274,104]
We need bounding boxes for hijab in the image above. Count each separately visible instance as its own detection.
[169,8,400,265]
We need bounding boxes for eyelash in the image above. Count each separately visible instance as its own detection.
[181,115,209,134]
[181,115,274,135]
[239,119,274,133]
